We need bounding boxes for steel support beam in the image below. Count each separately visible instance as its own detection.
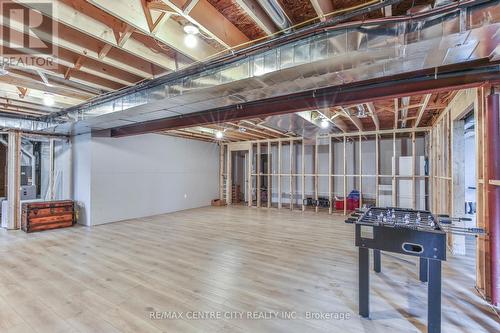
[108,66,500,137]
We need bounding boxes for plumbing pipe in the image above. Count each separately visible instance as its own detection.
[487,93,500,306]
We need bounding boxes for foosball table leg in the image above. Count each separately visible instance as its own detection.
[419,257,428,282]
[359,247,370,318]
[427,259,442,333]
[373,249,381,273]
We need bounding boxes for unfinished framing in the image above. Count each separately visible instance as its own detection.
[221,127,431,215]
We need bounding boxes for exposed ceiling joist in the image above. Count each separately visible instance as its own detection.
[235,0,278,35]
[15,0,177,71]
[225,122,273,139]
[309,0,333,22]
[88,0,217,61]
[0,108,45,118]
[414,94,432,128]
[365,102,379,131]
[0,85,71,109]
[241,120,288,137]
[340,107,363,132]
[1,70,94,101]
[0,97,60,113]
[161,0,250,49]
[0,104,46,116]
[182,0,200,14]
[318,108,348,133]
[0,12,154,79]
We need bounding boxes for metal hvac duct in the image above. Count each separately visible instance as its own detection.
[257,0,291,30]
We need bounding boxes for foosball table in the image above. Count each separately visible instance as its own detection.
[345,207,484,333]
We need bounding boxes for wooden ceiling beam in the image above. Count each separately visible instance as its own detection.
[204,124,256,141]
[88,0,216,61]
[0,71,94,101]
[309,0,334,22]
[0,97,57,113]
[0,106,45,117]
[241,120,289,137]
[0,40,135,90]
[165,129,215,142]
[340,107,363,132]
[235,0,278,35]
[0,104,46,115]
[15,0,177,71]
[365,102,380,131]
[317,108,348,133]
[0,84,74,109]
[414,94,432,128]
[1,11,154,78]
[161,0,250,49]
[226,122,275,139]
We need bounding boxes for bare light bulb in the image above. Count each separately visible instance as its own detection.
[43,93,55,106]
[184,34,198,48]
[215,131,224,139]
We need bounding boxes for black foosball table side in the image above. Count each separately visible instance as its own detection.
[352,208,447,333]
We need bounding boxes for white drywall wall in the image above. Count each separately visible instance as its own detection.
[72,133,92,226]
[90,134,219,225]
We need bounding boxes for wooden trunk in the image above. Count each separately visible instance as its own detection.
[21,200,75,233]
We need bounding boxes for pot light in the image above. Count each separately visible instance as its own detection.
[43,93,55,106]
[184,34,198,48]
[215,131,224,140]
[320,119,330,129]
[183,24,200,35]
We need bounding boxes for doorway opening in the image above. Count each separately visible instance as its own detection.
[231,150,247,205]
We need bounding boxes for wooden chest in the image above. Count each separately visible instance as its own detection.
[21,200,75,233]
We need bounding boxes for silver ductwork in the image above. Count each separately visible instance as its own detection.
[1,0,499,134]
[257,0,291,30]
[434,0,455,8]
[0,116,52,132]
[400,97,411,128]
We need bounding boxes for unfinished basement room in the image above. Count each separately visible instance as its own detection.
[0,0,499,332]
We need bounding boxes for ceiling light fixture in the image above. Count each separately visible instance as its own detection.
[184,34,198,48]
[183,24,200,35]
[320,119,330,129]
[43,93,55,106]
[215,130,224,140]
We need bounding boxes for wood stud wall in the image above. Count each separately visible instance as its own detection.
[222,127,431,215]
[428,86,495,301]
[475,85,491,300]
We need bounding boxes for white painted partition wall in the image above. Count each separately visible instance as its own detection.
[73,133,219,226]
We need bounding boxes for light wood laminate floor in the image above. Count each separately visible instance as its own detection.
[0,206,498,333]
